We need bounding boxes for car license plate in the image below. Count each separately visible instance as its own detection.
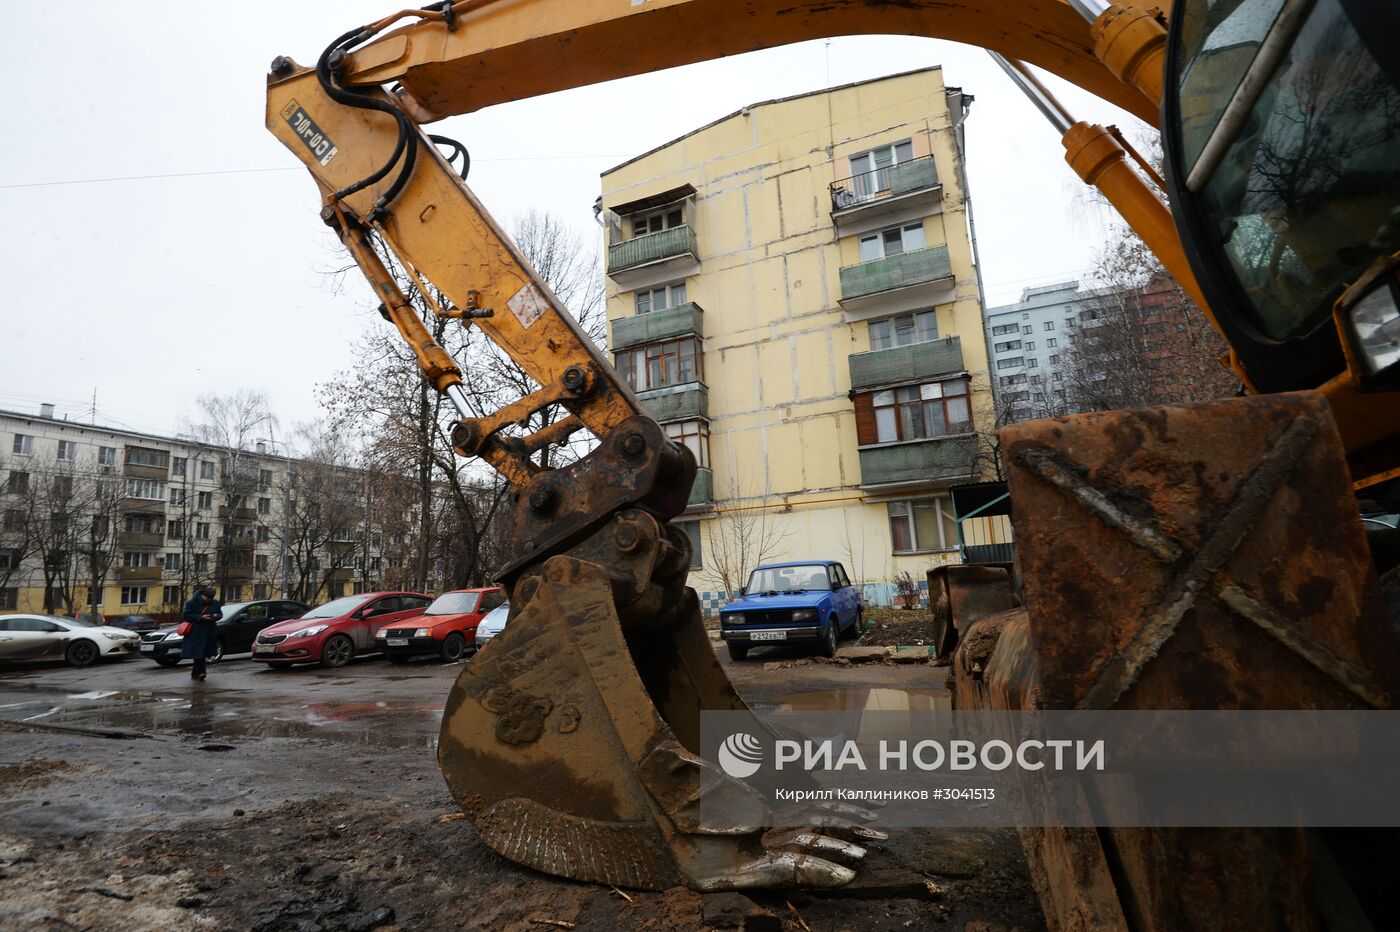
[253,645,275,655]
[387,638,409,647]
[749,630,786,641]
[139,643,155,652]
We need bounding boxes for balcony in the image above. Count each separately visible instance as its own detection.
[849,337,964,392]
[118,565,163,581]
[607,226,700,288]
[117,531,164,549]
[123,462,168,481]
[688,467,714,509]
[839,245,955,318]
[857,435,979,492]
[637,384,707,422]
[830,156,942,235]
[219,506,257,521]
[612,302,703,352]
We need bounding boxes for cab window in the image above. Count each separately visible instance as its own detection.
[481,590,506,611]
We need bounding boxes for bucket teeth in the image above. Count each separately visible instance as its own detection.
[691,852,857,892]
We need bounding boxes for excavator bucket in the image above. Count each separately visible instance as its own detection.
[437,536,864,891]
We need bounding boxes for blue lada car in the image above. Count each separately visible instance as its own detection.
[718,561,863,661]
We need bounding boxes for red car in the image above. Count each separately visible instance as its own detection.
[251,591,432,669]
[373,587,505,664]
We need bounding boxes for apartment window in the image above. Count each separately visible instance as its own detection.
[866,377,972,444]
[664,420,711,470]
[96,480,117,500]
[56,440,77,462]
[1028,359,1039,369]
[631,206,683,238]
[1024,341,1036,351]
[259,469,273,491]
[257,525,270,543]
[1052,372,1064,383]
[993,340,1022,353]
[255,554,269,572]
[166,552,183,571]
[127,447,168,468]
[12,434,33,456]
[5,471,29,495]
[52,476,73,500]
[254,584,269,600]
[122,552,153,568]
[96,446,116,466]
[635,282,687,315]
[169,488,186,506]
[996,357,1025,370]
[1049,354,1061,365]
[258,497,271,515]
[167,519,184,539]
[1006,391,1030,402]
[1044,320,1056,331]
[197,491,213,509]
[1021,324,1033,335]
[679,521,702,570]
[991,323,1020,336]
[163,585,181,605]
[1000,374,1027,386]
[858,223,926,262]
[869,310,938,351]
[171,456,186,477]
[887,497,958,553]
[124,478,165,500]
[222,585,241,603]
[125,514,160,534]
[195,522,210,540]
[195,554,209,572]
[848,139,914,198]
[121,586,148,606]
[199,461,215,480]
[1046,338,1058,348]
[0,588,15,610]
[3,511,22,531]
[615,337,703,392]
[1021,313,1029,320]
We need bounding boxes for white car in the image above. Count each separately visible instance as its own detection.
[0,614,142,667]
[473,602,511,652]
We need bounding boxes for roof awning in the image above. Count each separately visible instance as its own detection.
[608,183,697,217]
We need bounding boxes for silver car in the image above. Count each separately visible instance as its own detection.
[473,602,511,652]
[0,614,142,667]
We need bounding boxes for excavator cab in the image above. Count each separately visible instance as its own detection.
[1162,0,1400,415]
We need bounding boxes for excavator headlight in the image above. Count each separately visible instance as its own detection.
[1349,278,1400,384]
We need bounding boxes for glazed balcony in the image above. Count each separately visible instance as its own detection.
[688,467,714,509]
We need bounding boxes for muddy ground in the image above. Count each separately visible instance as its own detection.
[0,640,1044,931]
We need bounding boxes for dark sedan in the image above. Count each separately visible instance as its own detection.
[140,600,308,666]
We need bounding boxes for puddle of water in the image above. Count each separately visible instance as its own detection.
[2,690,444,749]
[766,687,952,748]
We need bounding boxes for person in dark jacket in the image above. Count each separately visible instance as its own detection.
[181,587,222,681]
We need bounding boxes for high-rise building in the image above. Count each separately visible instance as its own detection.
[985,281,1087,419]
[597,67,1000,609]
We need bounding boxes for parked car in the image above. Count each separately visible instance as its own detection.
[252,592,433,669]
[473,601,511,652]
[0,614,141,667]
[140,600,309,666]
[105,614,164,633]
[717,561,863,661]
[374,587,506,664]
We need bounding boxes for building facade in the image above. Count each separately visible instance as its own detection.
[984,281,1087,419]
[598,68,999,609]
[0,405,393,616]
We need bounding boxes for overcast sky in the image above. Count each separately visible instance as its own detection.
[1,2,1146,442]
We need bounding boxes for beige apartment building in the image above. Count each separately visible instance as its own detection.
[598,67,1000,611]
[0,405,395,617]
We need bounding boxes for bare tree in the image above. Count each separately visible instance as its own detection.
[699,472,791,601]
[1060,225,1239,413]
[184,391,275,598]
[0,454,36,604]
